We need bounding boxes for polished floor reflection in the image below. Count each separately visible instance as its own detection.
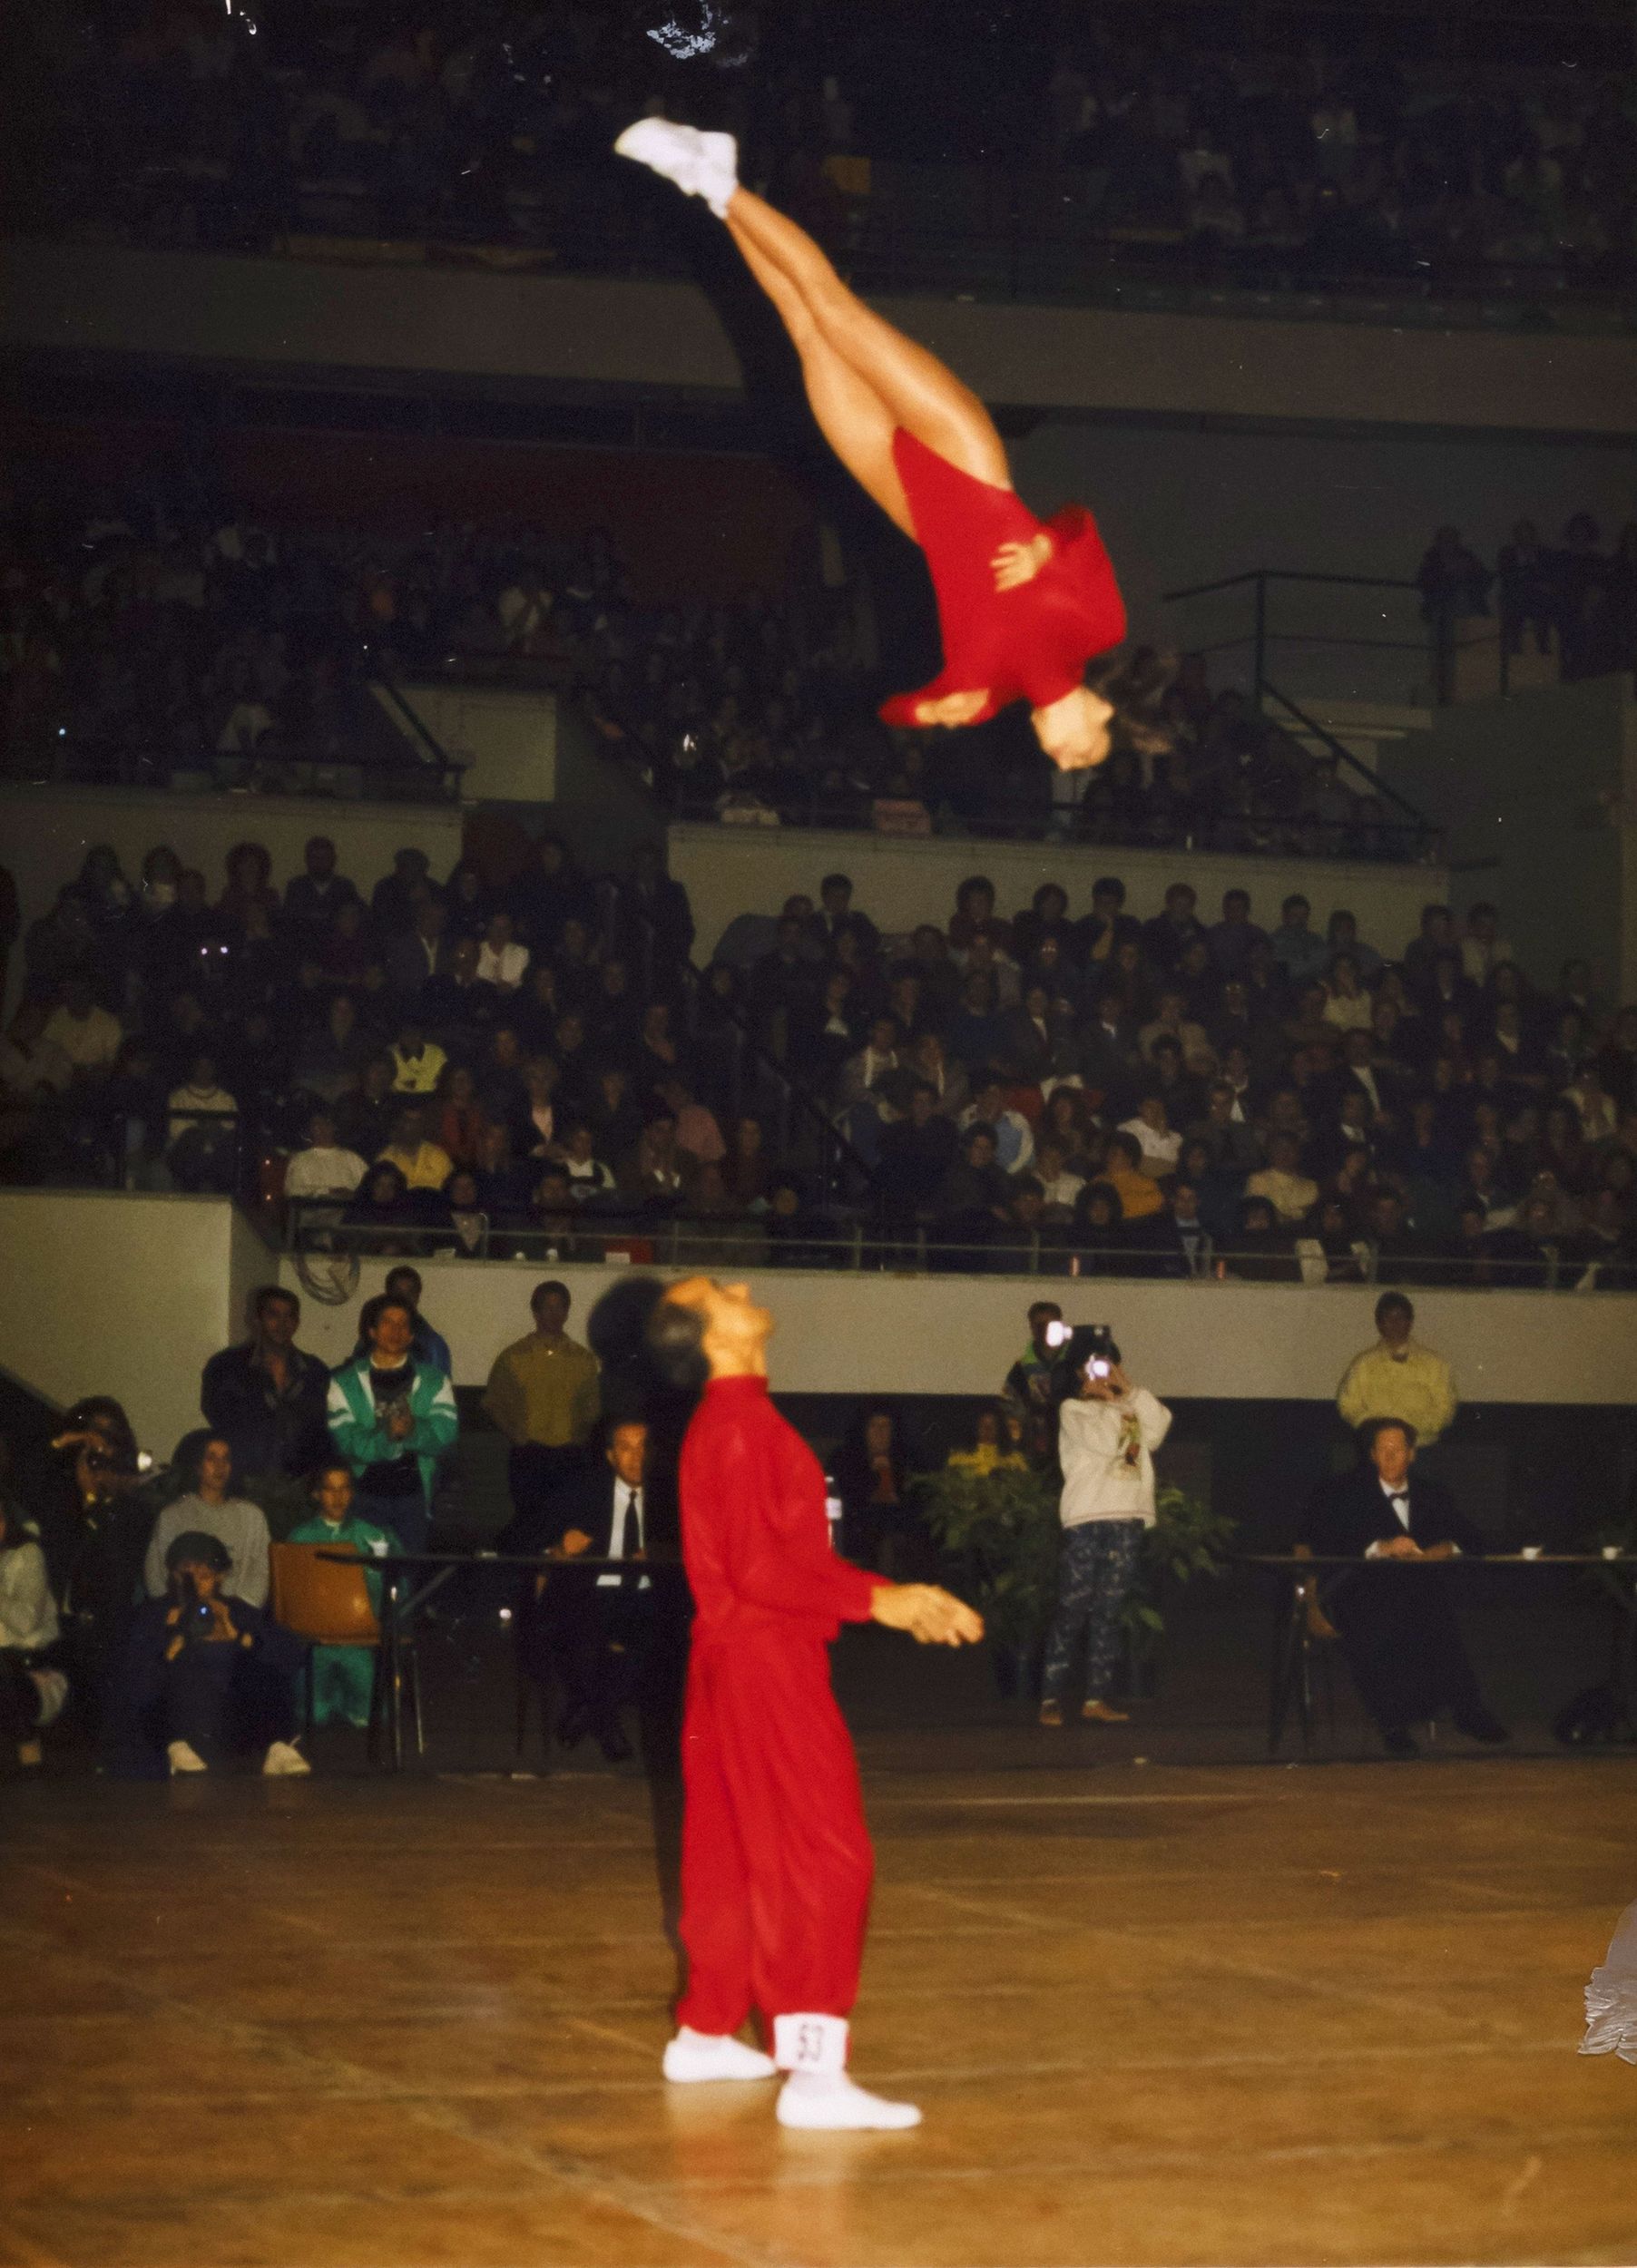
[3,1751,1634,2266]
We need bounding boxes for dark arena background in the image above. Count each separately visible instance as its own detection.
[3,0,1637,2261]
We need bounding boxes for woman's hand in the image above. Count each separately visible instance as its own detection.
[869,1583,985,1647]
[992,534,1053,591]
[914,689,990,728]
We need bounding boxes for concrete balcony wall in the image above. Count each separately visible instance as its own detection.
[666,820,1446,966]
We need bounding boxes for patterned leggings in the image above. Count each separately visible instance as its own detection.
[1042,1520,1144,1703]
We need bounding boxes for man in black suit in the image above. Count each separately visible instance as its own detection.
[385,896,456,1014]
[524,1418,654,1763]
[1303,1418,1508,1758]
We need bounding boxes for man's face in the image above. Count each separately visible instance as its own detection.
[316,1468,354,1524]
[823,883,849,915]
[385,1271,419,1311]
[1370,1426,1415,1489]
[1093,889,1122,922]
[1222,894,1249,925]
[1029,1305,1063,1354]
[606,1423,648,1490]
[1282,903,1309,932]
[533,1292,570,1336]
[1166,888,1195,922]
[392,1111,424,1149]
[307,839,336,879]
[370,1305,416,1362]
[259,1297,299,1349]
[1171,1182,1201,1222]
[1378,1304,1413,1348]
[200,1439,233,1495]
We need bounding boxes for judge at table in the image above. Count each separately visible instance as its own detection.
[1303,1418,1509,1758]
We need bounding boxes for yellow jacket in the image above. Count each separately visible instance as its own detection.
[1336,1339,1457,1445]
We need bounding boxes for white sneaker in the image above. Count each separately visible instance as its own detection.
[662,2027,778,2083]
[613,118,738,218]
[167,1740,208,1775]
[261,1740,311,1777]
[776,2073,922,2131]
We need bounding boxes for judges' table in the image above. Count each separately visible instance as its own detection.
[1245,1552,1637,1758]
[315,1549,684,1770]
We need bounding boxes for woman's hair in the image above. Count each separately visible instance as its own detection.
[63,1395,137,1459]
[1076,1178,1124,1226]
[171,1430,231,1494]
[644,1296,711,1393]
[1085,646,1177,758]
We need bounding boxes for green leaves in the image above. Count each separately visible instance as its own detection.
[914,1463,1235,1656]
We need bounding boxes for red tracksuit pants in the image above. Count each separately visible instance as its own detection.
[676,1629,874,2035]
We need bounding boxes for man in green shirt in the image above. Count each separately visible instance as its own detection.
[285,1461,396,1728]
[485,1281,602,1546]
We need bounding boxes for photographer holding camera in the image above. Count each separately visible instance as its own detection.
[1038,1330,1171,1729]
[104,1531,308,1779]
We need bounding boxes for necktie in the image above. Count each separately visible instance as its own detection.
[621,1489,641,1579]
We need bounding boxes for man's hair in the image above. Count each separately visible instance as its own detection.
[1109,1130,1143,1168]
[384,1265,422,1298]
[359,1293,416,1342]
[307,1458,353,1497]
[1422,903,1450,924]
[1093,876,1125,904]
[1027,1300,1064,1325]
[1282,893,1310,914]
[1224,887,1250,909]
[253,1285,298,1322]
[1361,1415,1418,1452]
[820,872,852,894]
[531,1279,571,1315]
[645,1296,711,1391]
[1375,1292,1414,1326]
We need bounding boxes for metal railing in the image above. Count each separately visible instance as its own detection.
[280,1199,1636,1291]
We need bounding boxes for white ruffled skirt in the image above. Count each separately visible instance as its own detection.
[1582,1900,1637,2061]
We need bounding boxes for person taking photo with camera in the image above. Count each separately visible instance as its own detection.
[1040,1338,1171,1728]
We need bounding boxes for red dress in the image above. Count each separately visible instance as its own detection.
[879,427,1126,728]
[674,1376,884,2035]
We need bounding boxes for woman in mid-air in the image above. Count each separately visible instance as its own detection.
[616,118,1134,773]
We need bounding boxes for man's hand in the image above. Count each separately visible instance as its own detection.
[556,1529,593,1559]
[1420,1540,1458,1561]
[385,1403,415,1442]
[869,1583,985,1647]
[1375,1533,1423,1559]
[991,535,1053,591]
[913,689,990,728]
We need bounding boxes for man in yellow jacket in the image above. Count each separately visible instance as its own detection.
[1336,1293,1457,1448]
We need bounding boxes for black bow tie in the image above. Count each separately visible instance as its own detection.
[1388,1492,1408,1504]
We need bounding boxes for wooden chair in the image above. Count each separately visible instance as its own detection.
[270,1542,423,1761]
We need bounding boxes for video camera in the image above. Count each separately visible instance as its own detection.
[1041,1320,1121,1402]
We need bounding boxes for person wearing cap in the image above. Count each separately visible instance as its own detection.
[104,1531,308,1779]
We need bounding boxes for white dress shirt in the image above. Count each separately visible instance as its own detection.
[477,940,531,990]
[1364,1476,1460,1559]
[597,1483,650,1589]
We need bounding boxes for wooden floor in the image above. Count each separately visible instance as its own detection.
[4,1750,1636,2268]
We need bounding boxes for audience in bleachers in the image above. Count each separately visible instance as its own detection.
[5,807,1637,1290]
[16,0,1633,304]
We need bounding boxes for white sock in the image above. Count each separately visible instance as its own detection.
[167,1739,208,1775]
[613,119,738,220]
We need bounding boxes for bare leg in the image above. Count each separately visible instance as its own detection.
[727,188,1012,491]
[727,218,914,538]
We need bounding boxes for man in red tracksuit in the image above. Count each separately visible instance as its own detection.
[646,1276,983,2131]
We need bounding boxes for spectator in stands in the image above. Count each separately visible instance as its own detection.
[42,973,122,1082]
[485,1280,602,1544]
[808,872,880,960]
[961,1074,1036,1177]
[1460,904,1516,989]
[377,1103,454,1192]
[1269,894,1328,989]
[1245,1130,1318,1224]
[1208,887,1269,976]
[1103,1130,1165,1222]
[284,1461,396,1730]
[284,836,360,934]
[371,847,434,935]
[388,1017,446,1097]
[0,1497,65,1771]
[1142,881,1207,976]
[200,1286,331,1530]
[387,895,454,1009]
[946,1403,1029,1477]
[106,1530,308,1779]
[164,1052,239,1192]
[1337,1292,1457,1449]
[877,1080,959,1242]
[328,1291,458,1555]
[1219,1194,1300,1282]
[144,1432,272,1608]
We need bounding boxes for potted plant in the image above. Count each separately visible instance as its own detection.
[914,1463,1234,1699]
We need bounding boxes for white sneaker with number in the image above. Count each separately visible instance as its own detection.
[662,2028,777,2083]
[167,1740,208,1775]
[261,1740,311,1777]
[776,2073,923,2131]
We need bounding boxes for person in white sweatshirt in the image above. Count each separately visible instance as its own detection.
[1040,1350,1171,1727]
